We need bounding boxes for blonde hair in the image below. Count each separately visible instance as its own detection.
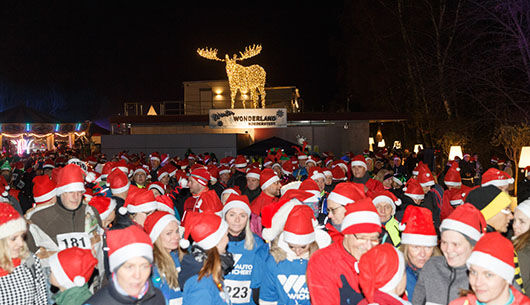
[225,211,255,251]
[198,248,223,291]
[269,237,318,263]
[0,234,29,273]
[399,244,441,266]
[153,238,184,290]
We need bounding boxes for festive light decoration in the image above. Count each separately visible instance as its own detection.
[449,146,463,161]
[519,146,530,168]
[10,138,35,155]
[414,144,423,153]
[197,44,267,109]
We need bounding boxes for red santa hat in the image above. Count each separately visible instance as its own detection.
[157,166,171,181]
[32,175,57,204]
[412,161,424,176]
[328,182,365,206]
[196,190,223,214]
[350,155,367,170]
[371,190,402,214]
[403,178,425,200]
[246,167,260,180]
[179,211,228,250]
[150,152,161,162]
[218,165,231,176]
[323,168,332,177]
[358,244,405,304]
[399,205,437,246]
[0,203,26,239]
[148,182,165,195]
[221,187,241,198]
[56,164,85,195]
[308,167,325,181]
[299,178,321,198]
[417,165,435,187]
[261,189,312,241]
[48,247,97,289]
[306,156,317,166]
[108,168,130,195]
[283,205,316,245]
[331,166,347,181]
[155,195,175,214]
[449,188,468,206]
[100,162,115,179]
[222,194,251,218]
[88,196,116,220]
[43,159,55,170]
[189,168,211,186]
[341,197,382,234]
[107,225,153,272]
[234,155,247,168]
[133,165,147,176]
[113,160,129,176]
[281,161,295,176]
[144,211,179,242]
[160,153,170,165]
[260,168,280,191]
[466,232,515,283]
[121,188,158,215]
[481,168,514,187]
[440,203,487,242]
[444,163,462,187]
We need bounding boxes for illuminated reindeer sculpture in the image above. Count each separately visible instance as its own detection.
[197,44,266,108]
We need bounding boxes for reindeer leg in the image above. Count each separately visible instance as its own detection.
[230,89,237,109]
[259,84,266,108]
[250,90,257,108]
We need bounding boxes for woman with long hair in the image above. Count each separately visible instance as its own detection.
[513,199,530,297]
[0,203,47,305]
[222,194,268,305]
[450,232,530,305]
[398,205,441,300]
[144,211,184,304]
[260,204,329,305]
[179,211,234,304]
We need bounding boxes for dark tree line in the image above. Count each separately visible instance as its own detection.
[333,0,530,157]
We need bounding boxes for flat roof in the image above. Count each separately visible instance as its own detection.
[110,112,407,124]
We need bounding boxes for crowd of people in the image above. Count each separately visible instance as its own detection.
[0,146,529,305]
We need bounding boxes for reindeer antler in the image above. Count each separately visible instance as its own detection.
[197,47,224,61]
[237,44,262,61]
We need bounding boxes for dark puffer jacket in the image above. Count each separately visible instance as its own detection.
[84,278,165,305]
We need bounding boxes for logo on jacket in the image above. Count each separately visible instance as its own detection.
[277,274,309,300]
[229,254,253,276]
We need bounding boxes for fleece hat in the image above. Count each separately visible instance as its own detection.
[144,211,179,242]
[179,211,228,250]
[440,203,487,242]
[358,244,405,304]
[466,232,515,283]
[466,185,512,221]
[107,225,153,272]
[222,194,251,218]
[341,197,382,235]
[399,205,437,246]
[0,203,25,239]
[481,168,514,188]
[327,182,366,206]
[32,175,57,204]
[56,164,85,195]
[49,247,98,289]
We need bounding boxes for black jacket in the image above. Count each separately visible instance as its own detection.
[84,278,165,305]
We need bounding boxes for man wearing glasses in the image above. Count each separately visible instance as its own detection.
[307,197,382,305]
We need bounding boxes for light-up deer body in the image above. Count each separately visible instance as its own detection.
[197,45,266,108]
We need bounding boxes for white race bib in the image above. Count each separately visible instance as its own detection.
[169,298,182,305]
[224,279,251,304]
[56,232,92,250]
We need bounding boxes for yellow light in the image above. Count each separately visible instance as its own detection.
[414,144,423,153]
[519,146,530,168]
[198,44,266,109]
[377,139,386,148]
[448,146,463,161]
[215,89,223,95]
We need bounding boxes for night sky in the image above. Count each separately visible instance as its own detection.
[0,2,343,119]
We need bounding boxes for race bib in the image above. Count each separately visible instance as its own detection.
[224,279,251,304]
[56,232,92,250]
[169,298,182,305]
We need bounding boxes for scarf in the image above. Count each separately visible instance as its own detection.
[53,284,92,305]
[352,173,370,184]
[0,258,21,277]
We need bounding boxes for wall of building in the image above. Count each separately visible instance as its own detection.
[125,121,369,156]
[101,134,239,158]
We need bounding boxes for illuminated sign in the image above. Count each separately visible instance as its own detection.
[209,108,287,129]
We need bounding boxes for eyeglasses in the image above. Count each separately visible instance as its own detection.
[327,206,344,215]
[353,234,381,244]
[500,208,512,215]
